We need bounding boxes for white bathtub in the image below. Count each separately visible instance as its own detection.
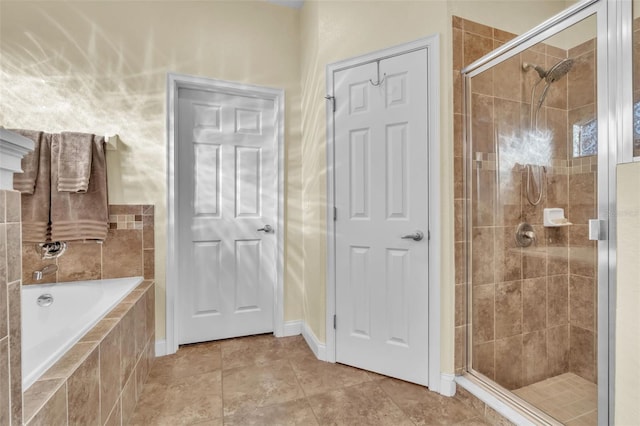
[21,276,143,390]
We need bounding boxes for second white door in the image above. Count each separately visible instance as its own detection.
[334,49,430,385]
[177,86,277,345]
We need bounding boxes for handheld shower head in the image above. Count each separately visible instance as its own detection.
[522,58,574,83]
[544,58,574,83]
[524,57,575,130]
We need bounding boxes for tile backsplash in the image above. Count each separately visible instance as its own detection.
[22,204,154,285]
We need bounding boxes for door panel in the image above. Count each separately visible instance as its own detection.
[350,245,372,338]
[334,49,430,385]
[235,146,261,217]
[178,88,276,344]
[386,248,409,346]
[385,123,408,219]
[194,144,220,217]
[193,241,222,315]
[349,129,370,218]
[234,239,261,311]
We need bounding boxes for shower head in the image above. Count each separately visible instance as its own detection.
[522,58,574,83]
[544,58,574,83]
[524,57,574,130]
[535,58,575,110]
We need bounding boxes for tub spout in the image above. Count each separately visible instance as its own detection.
[33,264,58,281]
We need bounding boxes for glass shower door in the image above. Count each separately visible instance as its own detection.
[463,3,608,424]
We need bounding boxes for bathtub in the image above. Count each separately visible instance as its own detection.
[21,276,143,390]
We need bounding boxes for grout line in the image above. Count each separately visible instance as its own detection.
[1,220,12,425]
[100,239,103,280]
[286,358,322,425]
[287,358,308,398]
[97,346,102,424]
[65,381,69,425]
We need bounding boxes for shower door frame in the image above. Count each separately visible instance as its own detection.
[459,0,627,424]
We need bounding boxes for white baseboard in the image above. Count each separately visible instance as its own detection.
[154,339,167,357]
[282,320,302,337]
[440,373,456,396]
[302,322,327,361]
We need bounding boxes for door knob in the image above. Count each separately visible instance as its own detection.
[401,230,424,241]
[257,224,274,233]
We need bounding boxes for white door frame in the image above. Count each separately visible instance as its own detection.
[325,35,444,394]
[166,73,285,355]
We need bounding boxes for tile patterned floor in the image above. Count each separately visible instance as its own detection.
[513,373,597,425]
[130,334,494,425]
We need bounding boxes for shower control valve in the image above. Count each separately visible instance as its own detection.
[515,223,536,248]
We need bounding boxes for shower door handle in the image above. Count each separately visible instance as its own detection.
[588,219,606,241]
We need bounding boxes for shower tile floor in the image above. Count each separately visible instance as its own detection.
[513,373,597,425]
[130,334,495,425]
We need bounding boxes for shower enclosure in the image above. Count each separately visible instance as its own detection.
[458,1,618,424]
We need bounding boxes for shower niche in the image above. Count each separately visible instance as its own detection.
[458,7,604,425]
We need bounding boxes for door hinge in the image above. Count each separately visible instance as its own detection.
[325,95,336,112]
[333,314,336,329]
[428,230,431,240]
[334,207,337,221]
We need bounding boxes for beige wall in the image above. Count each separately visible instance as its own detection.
[0,1,304,338]
[615,162,640,424]
[449,0,568,37]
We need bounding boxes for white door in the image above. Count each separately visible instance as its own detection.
[177,87,277,344]
[334,49,430,385]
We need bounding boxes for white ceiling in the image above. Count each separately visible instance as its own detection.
[266,0,304,9]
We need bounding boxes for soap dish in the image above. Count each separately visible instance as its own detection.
[543,208,572,227]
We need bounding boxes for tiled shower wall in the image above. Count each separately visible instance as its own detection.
[566,38,598,384]
[1,190,23,425]
[21,204,154,285]
[453,17,598,388]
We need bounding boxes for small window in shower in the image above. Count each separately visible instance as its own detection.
[633,101,640,155]
[572,117,597,157]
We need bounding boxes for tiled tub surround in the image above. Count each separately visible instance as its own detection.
[21,204,155,285]
[1,189,23,425]
[453,17,598,392]
[23,280,155,425]
[22,277,143,390]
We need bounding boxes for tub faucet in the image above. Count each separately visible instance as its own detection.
[33,264,58,281]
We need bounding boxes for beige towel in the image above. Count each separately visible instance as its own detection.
[12,129,43,194]
[57,132,94,192]
[21,134,51,243]
[51,134,108,241]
